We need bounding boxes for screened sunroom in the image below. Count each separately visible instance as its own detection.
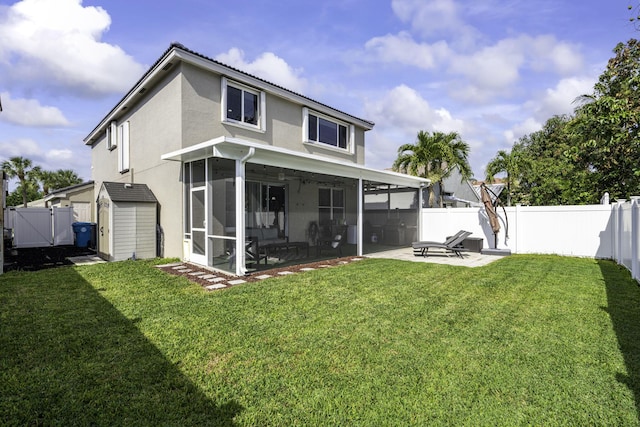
[162,136,428,276]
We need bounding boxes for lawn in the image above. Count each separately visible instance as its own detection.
[1,255,640,425]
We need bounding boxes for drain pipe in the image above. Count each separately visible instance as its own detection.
[235,147,255,276]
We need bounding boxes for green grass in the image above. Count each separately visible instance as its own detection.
[1,255,640,425]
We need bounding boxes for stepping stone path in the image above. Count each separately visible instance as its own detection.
[155,257,365,292]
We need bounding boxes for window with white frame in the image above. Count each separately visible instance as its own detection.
[106,121,117,150]
[118,121,130,173]
[221,77,266,131]
[303,108,353,151]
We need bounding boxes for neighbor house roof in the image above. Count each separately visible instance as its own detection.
[84,43,374,145]
[100,182,158,203]
[43,180,94,203]
[472,183,505,204]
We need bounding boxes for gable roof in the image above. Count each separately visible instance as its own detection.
[100,182,157,203]
[43,180,94,203]
[471,183,505,204]
[84,43,374,145]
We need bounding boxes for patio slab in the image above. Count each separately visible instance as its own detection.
[366,247,507,267]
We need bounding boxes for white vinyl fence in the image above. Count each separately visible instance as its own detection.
[6,207,74,248]
[420,199,640,281]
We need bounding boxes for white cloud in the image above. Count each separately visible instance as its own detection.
[365,85,464,133]
[364,32,451,69]
[46,148,74,163]
[503,117,542,144]
[215,48,307,93]
[0,92,70,127]
[533,76,595,120]
[0,0,145,96]
[0,138,43,159]
[448,35,584,102]
[500,76,595,144]
[363,85,465,170]
[391,0,480,47]
[527,35,583,75]
[0,139,88,182]
[450,38,525,90]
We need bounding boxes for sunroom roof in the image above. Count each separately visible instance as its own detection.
[161,136,429,189]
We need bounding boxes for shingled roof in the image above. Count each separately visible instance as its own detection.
[101,182,157,203]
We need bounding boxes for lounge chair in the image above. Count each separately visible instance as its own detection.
[412,230,472,258]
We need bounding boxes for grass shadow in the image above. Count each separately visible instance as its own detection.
[599,259,640,420]
[0,266,242,425]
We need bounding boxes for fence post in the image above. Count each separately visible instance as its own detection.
[514,204,521,254]
[612,202,619,262]
[617,200,626,265]
[632,199,639,280]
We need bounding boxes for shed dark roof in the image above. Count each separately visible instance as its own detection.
[101,182,158,203]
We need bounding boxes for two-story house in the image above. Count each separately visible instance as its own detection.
[84,43,428,275]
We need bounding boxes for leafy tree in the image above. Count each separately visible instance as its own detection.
[393,130,472,207]
[572,39,640,200]
[512,115,596,205]
[6,182,42,207]
[1,156,41,207]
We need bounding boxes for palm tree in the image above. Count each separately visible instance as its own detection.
[485,147,522,206]
[52,169,82,190]
[393,131,472,207]
[1,156,41,207]
[35,169,57,195]
[34,168,83,196]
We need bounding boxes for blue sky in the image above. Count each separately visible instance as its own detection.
[0,0,635,190]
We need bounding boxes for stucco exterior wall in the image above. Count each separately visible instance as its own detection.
[91,67,184,258]
[180,63,366,164]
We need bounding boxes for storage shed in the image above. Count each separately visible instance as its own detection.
[97,182,158,261]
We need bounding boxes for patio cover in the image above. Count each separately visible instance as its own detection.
[161,136,429,188]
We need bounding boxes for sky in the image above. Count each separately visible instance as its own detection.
[0,0,636,191]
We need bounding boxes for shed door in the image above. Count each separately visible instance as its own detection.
[98,199,110,260]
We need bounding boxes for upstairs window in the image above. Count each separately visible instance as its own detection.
[106,121,117,150]
[118,121,130,173]
[303,108,352,151]
[221,77,265,131]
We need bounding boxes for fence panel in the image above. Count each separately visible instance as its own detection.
[53,207,74,246]
[11,208,53,248]
[9,207,75,248]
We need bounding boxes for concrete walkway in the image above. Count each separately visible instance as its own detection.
[366,247,507,267]
[67,254,106,266]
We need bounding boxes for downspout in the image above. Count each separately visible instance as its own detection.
[235,147,255,276]
[357,178,363,256]
[418,182,424,241]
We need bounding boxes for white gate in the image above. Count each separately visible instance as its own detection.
[9,207,75,248]
[53,208,75,246]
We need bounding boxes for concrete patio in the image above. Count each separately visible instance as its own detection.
[367,247,508,267]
